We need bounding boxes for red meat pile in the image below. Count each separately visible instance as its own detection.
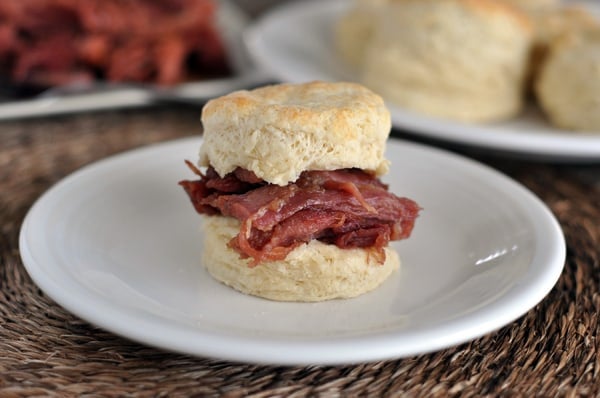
[180,164,421,266]
[0,0,229,88]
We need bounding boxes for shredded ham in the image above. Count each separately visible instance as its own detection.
[179,165,420,266]
[0,0,229,89]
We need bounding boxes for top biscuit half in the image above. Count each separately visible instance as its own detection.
[199,81,392,186]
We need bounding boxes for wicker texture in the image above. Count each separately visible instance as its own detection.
[0,107,598,397]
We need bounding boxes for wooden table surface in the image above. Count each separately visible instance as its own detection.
[0,104,598,396]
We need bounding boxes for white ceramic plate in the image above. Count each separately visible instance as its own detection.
[244,0,600,161]
[19,137,565,365]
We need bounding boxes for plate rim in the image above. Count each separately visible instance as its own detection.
[243,0,600,161]
[19,137,566,365]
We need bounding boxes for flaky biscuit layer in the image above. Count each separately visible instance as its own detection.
[199,81,391,185]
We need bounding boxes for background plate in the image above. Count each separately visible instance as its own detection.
[244,0,600,161]
[0,1,267,120]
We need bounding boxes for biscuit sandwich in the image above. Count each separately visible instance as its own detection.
[179,81,420,302]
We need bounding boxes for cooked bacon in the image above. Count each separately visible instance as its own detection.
[0,0,229,89]
[179,166,420,266]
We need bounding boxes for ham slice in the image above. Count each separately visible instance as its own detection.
[180,165,420,266]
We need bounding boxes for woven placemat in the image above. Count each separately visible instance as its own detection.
[1,107,598,397]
